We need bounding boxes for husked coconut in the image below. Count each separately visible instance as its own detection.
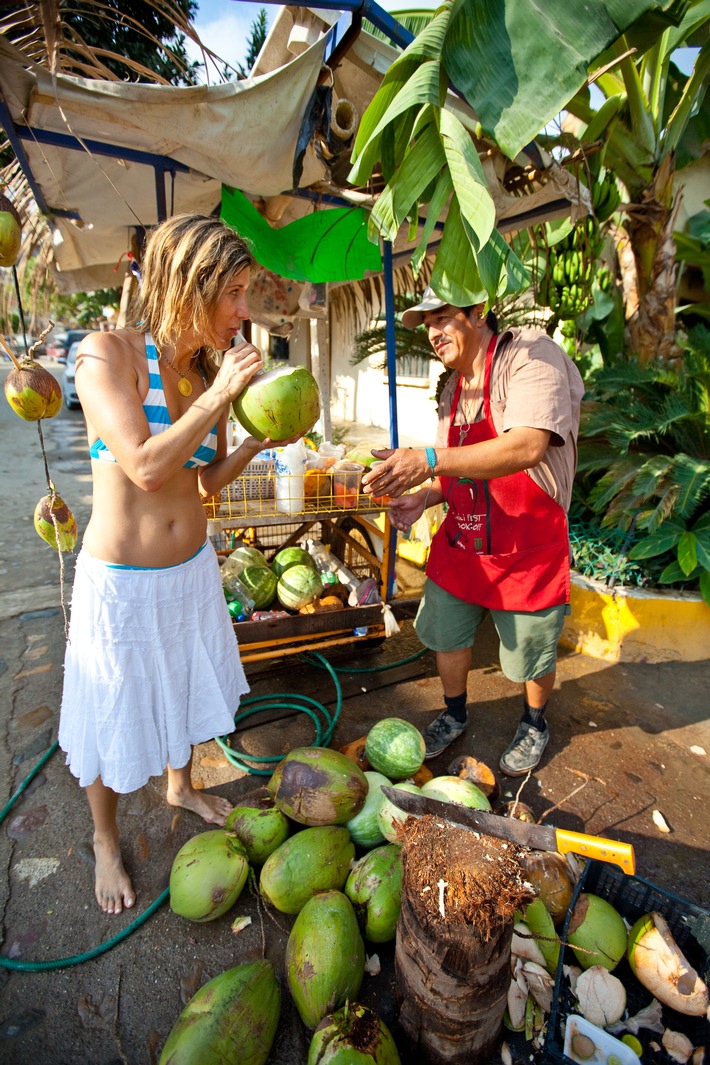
[662,1029,695,1064]
[575,964,627,1026]
[627,911,709,1016]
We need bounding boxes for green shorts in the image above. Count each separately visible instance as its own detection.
[414,578,569,684]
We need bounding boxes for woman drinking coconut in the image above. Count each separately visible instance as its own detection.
[59,213,294,914]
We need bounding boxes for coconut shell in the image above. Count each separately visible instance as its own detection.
[259,825,355,914]
[169,829,249,922]
[339,735,371,772]
[307,1003,401,1065]
[224,793,289,865]
[627,911,709,1016]
[447,755,500,803]
[567,892,627,971]
[345,844,403,943]
[268,746,368,826]
[0,193,22,268]
[5,360,62,421]
[519,850,574,925]
[34,492,78,552]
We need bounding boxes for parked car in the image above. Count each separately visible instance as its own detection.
[62,341,82,409]
[47,328,89,363]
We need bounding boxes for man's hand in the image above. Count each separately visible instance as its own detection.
[362,447,430,499]
[387,489,430,533]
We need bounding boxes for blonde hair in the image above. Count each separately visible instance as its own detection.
[130,213,255,377]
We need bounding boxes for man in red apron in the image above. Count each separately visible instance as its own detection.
[362,286,584,776]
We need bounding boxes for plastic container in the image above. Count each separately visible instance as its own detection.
[563,1016,640,1064]
[275,440,308,514]
[368,459,392,506]
[545,859,710,1065]
[318,441,346,468]
[331,460,365,509]
[221,571,255,620]
[306,538,339,588]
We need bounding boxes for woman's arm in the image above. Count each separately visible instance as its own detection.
[76,332,263,492]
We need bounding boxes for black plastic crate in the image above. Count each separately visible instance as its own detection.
[545,860,710,1064]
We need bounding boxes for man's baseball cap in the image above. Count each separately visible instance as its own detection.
[401,285,448,329]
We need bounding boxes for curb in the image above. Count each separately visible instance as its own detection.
[561,572,710,663]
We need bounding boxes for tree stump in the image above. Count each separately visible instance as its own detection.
[394,816,534,1065]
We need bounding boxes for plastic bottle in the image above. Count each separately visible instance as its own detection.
[221,571,255,620]
[275,440,308,514]
[306,538,339,589]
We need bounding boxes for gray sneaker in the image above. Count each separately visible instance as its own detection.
[422,710,469,759]
[499,721,549,776]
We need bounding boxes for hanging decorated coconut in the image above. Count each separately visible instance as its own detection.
[0,192,22,268]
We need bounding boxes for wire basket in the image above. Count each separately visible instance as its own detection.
[545,860,710,1064]
[203,462,375,520]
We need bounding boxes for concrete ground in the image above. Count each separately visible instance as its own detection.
[0,360,708,1064]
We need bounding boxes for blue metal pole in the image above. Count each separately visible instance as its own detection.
[256,1,414,51]
[382,240,399,449]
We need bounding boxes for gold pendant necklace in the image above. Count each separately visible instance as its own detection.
[160,352,195,397]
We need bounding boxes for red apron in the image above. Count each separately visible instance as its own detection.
[427,335,570,611]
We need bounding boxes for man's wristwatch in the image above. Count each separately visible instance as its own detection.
[424,447,437,481]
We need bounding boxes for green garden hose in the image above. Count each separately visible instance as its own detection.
[0,643,429,970]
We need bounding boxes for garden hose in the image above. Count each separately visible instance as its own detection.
[0,643,429,970]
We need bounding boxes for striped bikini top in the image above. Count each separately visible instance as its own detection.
[89,336,218,468]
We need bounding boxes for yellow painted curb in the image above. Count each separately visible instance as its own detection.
[561,572,710,663]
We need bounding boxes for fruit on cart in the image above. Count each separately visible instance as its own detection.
[364,718,426,780]
[228,543,269,572]
[345,843,403,942]
[158,959,280,1065]
[268,746,368,825]
[627,910,709,1016]
[272,545,316,577]
[299,595,344,613]
[233,365,321,442]
[239,564,277,609]
[169,829,249,922]
[307,1002,402,1064]
[333,480,359,508]
[376,782,421,844]
[344,770,392,849]
[567,892,628,971]
[286,890,365,1029]
[277,564,323,610]
[5,358,62,420]
[224,789,289,865]
[260,825,355,914]
[0,192,22,267]
[420,775,492,810]
[34,490,78,551]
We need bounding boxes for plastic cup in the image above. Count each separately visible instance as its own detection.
[332,460,364,509]
[368,460,392,506]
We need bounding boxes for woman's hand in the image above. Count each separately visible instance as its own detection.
[361,447,429,499]
[213,338,264,402]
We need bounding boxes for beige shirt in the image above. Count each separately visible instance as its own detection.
[435,327,585,511]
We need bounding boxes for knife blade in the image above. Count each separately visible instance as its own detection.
[381,787,636,875]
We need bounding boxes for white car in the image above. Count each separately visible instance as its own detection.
[62,341,82,409]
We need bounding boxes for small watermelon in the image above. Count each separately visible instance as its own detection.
[277,564,323,611]
[365,718,426,780]
[240,564,277,609]
[273,546,316,579]
[228,543,269,573]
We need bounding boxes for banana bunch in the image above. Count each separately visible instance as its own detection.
[591,170,621,222]
[538,216,604,320]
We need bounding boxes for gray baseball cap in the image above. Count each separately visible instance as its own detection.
[401,285,448,329]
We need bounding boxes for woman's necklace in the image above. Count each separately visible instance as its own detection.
[458,359,485,446]
[160,351,198,397]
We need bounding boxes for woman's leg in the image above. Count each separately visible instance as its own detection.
[166,751,233,825]
[85,777,136,914]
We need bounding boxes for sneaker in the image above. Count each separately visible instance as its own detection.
[422,710,469,759]
[499,721,549,776]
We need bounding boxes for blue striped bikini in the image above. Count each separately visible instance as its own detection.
[89,336,218,468]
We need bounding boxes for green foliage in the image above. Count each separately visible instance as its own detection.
[573,325,710,599]
[52,288,121,328]
[234,8,269,79]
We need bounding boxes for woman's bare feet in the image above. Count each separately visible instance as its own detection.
[166,785,233,826]
[93,832,136,915]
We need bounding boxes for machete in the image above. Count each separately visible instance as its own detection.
[381,787,635,875]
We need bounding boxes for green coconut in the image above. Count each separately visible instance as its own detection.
[376,782,421,844]
[268,746,368,826]
[259,825,355,914]
[420,775,492,810]
[567,892,628,971]
[5,359,62,421]
[345,843,403,943]
[224,789,289,865]
[286,890,365,1030]
[344,770,391,850]
[34,491,78,552]
[159,959,280,1065]
[308,1002,402,1065]
[233,365,321,442]
[169,829,249,922]
[0,193,22,268]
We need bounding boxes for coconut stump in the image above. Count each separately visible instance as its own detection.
[395,817,533,1065]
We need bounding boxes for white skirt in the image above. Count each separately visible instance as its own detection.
[58,541,249,793]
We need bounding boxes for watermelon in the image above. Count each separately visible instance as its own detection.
[240,564,277,609]
[229,543,269,572]
[365,718,426,780]
[273,545,316,578]
[277,564,323,611]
